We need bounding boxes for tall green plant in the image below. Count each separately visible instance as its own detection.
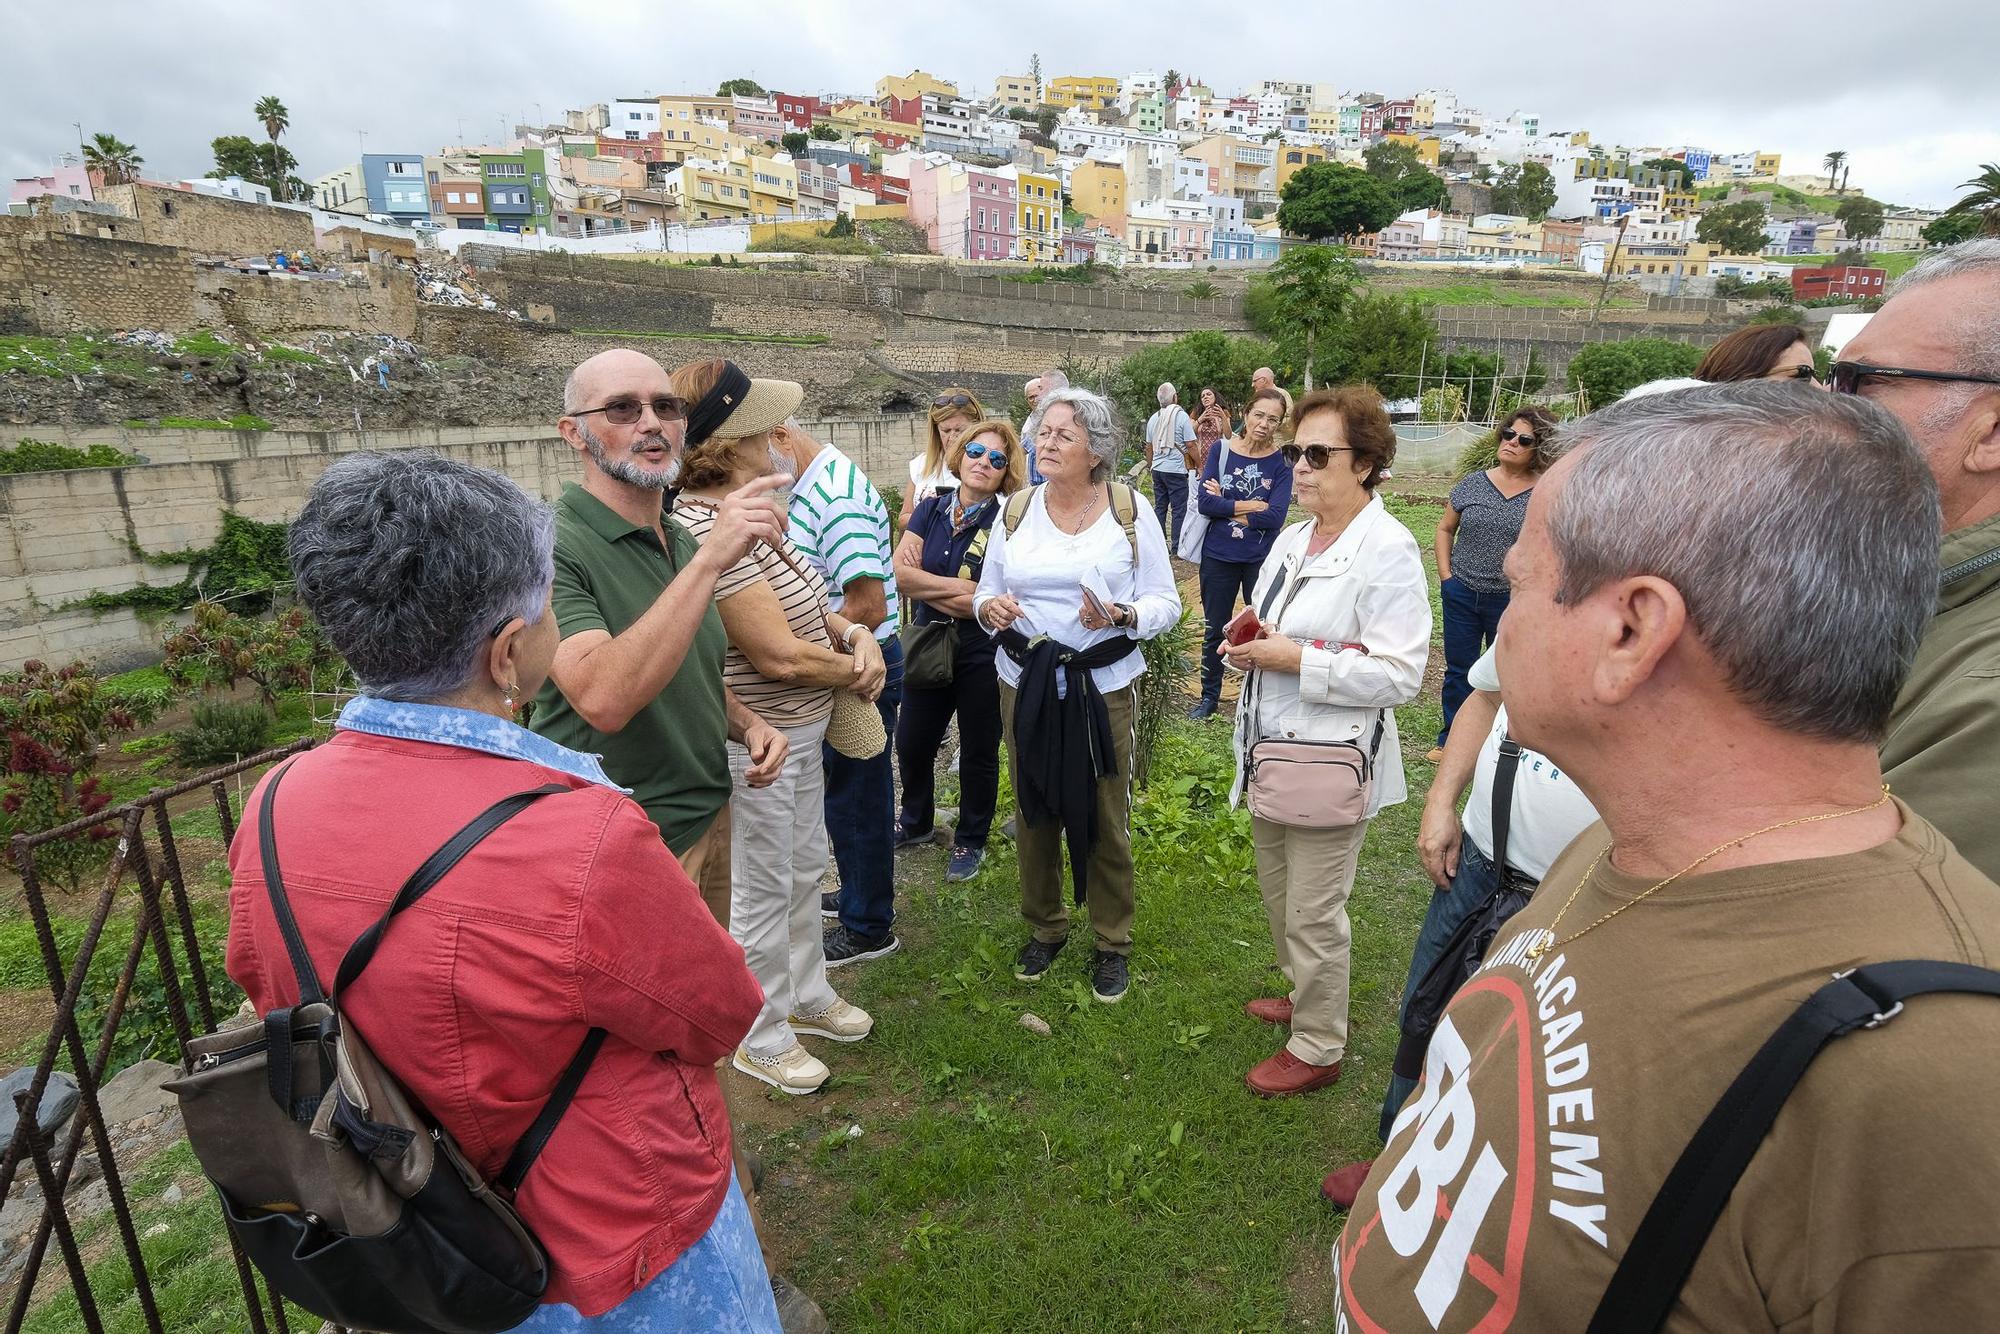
[1135,609,1198,786]
[1247,245,1359,390]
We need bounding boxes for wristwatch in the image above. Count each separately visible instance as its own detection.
[1112,603,1134,629]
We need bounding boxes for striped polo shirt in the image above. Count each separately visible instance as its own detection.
[788,446,900,640]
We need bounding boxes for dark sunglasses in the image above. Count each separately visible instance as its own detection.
[1280,443,1357,469]
[570,394,689,425]
[489,616,518,639]
[962,444,1009,467]
[933,393,977,410]
[1828,361,2000,396]
[1773,364,1822,383]
[1498,428,1539,445]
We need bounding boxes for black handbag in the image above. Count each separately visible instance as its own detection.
[166,762,604,1334]
[900,615,958,689]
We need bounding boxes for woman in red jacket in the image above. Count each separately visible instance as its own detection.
[228,451,777,1330]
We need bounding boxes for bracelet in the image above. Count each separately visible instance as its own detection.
[842,623,869,649]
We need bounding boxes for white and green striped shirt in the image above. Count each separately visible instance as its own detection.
[788,446,899,639]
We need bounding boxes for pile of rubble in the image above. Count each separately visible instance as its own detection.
[414,258,522,320]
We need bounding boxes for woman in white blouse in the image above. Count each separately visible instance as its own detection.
[1219,386,1431,1099]
[974,388,1182,1004]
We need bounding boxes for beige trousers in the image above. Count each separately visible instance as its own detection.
[1252,815,1369,1066]
[677,802,734,929]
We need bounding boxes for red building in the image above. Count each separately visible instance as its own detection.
[774,93,822,132]
[595,136,664,164]
[879,94,924,126]
[1789,264,1888,302]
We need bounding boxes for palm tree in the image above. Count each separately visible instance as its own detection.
[1823,150,1847,192]
[1943,162,2000,237]
[82,133,142,185]
[254,96,290,199]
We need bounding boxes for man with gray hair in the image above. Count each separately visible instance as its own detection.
[1836,238,2000,880]
[1144,381,1197,548]
[1335,384,2000,1329]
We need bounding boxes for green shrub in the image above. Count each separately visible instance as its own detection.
[0,439,138,473]
[1135,608,1198,786]
[1566,337,1704,410]
[173,700,275,768]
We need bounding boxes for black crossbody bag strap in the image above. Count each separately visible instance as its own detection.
[1489,737,1523,877]
[1589,959,2000,1334]
[497,1027,608,1193]
[257,762,326,1006]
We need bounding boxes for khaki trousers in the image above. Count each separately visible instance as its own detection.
[1000,681,1139,955]
[677,801,734,929]
[1252,814,1369,1066]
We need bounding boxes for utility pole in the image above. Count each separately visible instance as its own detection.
[1588,211,1631,333]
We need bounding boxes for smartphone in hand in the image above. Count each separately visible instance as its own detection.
[1224,605,1262,646]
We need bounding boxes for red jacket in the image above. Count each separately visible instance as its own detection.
[225,730,763,1316]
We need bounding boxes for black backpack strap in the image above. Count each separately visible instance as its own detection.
[1589,959,2000,1334]
[257,762,327,1007]
[495,1027,608,1194]
[1489,737,1523,877]
[331,784,568,999]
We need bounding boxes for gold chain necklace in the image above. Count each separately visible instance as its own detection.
[1524,785,1893,961]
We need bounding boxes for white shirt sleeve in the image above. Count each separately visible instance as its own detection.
[1122,492,1184,638]
[1468,646,1501,694]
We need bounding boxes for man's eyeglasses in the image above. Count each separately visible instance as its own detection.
[1280,443,1357,469]
[1498,428,1539,446]
[933,393,977,410]
[962,444,1009,468]
[570,394,689,425]
[1772,364,1822,383]
[1829,361,2000,396]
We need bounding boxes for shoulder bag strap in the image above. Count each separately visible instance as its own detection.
[1109,482,1139,562]
[257,761,327,1007]
[496,1026,608,1193]
[330,784,569,1000]
[1489,737,1523,876]
[1588,959,2000,1334]
[1245,539,1305,725]
[1003,486,1033,538]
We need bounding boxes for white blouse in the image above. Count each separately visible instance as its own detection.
[973,486,1183,695]
[907,455,958,506]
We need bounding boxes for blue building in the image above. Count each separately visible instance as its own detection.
[1682,149,1712,182]
[361,154,430,222]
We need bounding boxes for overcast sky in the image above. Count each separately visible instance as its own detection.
[6,0,1995,211]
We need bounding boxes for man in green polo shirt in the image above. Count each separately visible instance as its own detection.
[531,347,791,924]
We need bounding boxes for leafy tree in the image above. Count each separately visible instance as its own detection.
[1112,330,1278,429]
[1835,197,1885,242]
[1823,150,1847,192]
[164,601,338,712]
[82,133,142,185]
[1419,384,1464,423]
[1567,337,1704,409]
[1942,162,2000,238]
[1317,292,1438,396]
[254,95,289,143]
[253,96,292,199]
[781,131,809,156]
[1512,162,1557,220]
[717,78,767,97]
[1276,162,1400,242]
[1246,245,1361,390]
[1749,304,1807,325]
[1363,140,1424,181]
[208,134,296,199]
[1006,106,1032,122]
[1696,200,1769,256]
[1034,108,1060,139]
[827,212,857,238]
[1922,210,1983,247]
[1363,141,1449,212]
[1442,349,1503,418]
[809,122,841,141]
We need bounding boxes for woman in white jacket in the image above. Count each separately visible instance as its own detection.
[1220,386,1432,1098]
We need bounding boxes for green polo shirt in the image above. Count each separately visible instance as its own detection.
[529,483,731,855]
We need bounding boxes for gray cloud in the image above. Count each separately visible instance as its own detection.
[7,0,1995,210]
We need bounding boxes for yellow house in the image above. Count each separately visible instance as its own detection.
[824,100,903,140]
[876,71,956,105]
[1016,168,1062,260]
[1276,143,1327,193]
[1754,151,1781,177]
[654,120,760,166]
[744,151,799,216]
[664,158,754,221]
[1383,132,1442,167]
[994,75,1040,109]
[1306,109,1342,137]
[1069,161,1126,229]
[1047,76,1120,112]
[658,95,733,128]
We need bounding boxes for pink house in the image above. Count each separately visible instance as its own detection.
[8,164,95,209]
[906,154,1017,261]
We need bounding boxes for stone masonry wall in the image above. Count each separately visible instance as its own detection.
[94,184,316,257]
[0,220,195,335]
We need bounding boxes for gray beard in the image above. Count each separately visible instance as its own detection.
[581,420,680,491]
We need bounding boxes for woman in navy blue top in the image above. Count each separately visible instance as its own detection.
[891,419,1026,882]
[1190,388,1294,720]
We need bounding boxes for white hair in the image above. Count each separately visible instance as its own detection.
[1156,382,1177,406]
[1889,237,2000,379]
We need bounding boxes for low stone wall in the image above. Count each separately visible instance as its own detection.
[0,414,927,671]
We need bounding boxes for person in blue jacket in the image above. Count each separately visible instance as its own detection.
[1189,387,1293,720]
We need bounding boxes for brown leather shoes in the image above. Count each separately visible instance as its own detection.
[1321,1160,1375,1209]
[1244,996,1293,1025]
[1246,1047,1342,1097]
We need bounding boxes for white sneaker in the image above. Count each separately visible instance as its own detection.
[790,997,874,1043]
[732,1042,829,1095]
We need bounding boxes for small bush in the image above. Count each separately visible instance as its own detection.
[1135,609,1198,786]
[0,439,138,473]
[173,700,274,768]
[1183,280,1220,299]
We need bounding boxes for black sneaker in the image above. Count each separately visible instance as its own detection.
[1014,936,1065,981]
[894,822,935,849]
[1092,951,1130,1003]
[1187,699,1219,721]
[820,891,839,920]
[823,924,901,968]
[945,845,985,882]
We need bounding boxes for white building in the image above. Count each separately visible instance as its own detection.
[613,99,661,141]
[1121,72,1162,113]
[1413,89,1458,129]
[191,175,275,206]
[311,164,367,214]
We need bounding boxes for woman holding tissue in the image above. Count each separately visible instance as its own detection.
[974,388,1181,1005]
[1222,387,1431,1098]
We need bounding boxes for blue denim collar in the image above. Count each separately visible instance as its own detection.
[336,696,631,793]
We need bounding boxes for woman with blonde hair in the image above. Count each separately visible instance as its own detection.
[892,417,1027,883]
[668,357,887,1098]
[901,387,984,524]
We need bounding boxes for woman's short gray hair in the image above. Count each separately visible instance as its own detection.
[289,451,556,702]
[1035,387,1122,479]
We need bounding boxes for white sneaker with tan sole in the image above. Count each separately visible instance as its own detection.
[789,998,874,1043]
[732,1042,829,1095]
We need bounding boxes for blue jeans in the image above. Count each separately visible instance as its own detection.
[1438,577,1509,746]
[1199,556,1262,706]
[823,635,903,939]
[1151,471,1189,550]
[1378,838,1502,1143]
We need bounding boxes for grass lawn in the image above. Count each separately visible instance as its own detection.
[737,493,1450,1331]
[1399,280,1596,309]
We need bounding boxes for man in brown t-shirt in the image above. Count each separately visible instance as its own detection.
[1336,384,2000,1331]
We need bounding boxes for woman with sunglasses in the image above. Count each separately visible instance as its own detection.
[1695,322,1827,386]
[1430,406,1557,762]
[1220,387,1430,1098]
[901,389,984,526]
[891,420,1027,883]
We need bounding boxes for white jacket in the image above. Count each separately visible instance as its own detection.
[1229,498,1433,819]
